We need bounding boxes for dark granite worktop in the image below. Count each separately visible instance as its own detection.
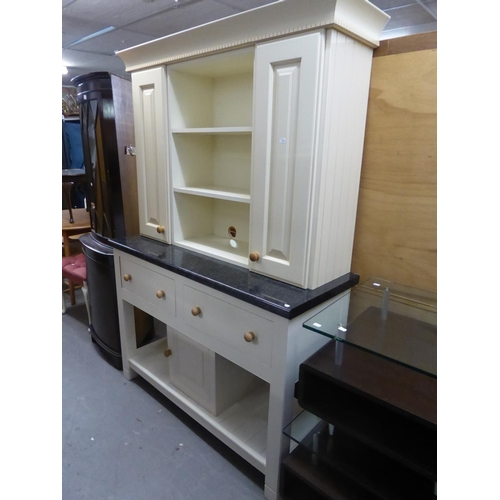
[108,235,359,320]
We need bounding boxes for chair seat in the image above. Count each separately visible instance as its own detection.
[62,253,87,287]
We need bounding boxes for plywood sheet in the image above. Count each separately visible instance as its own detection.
[351,47,437,292]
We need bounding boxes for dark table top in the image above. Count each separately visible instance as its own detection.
[108,235,359,319]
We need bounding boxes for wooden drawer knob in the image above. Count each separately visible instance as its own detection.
[191,306,202,316]
[163,349,172,357]
[157,225,165,234]
[123,274,132,282]
[244,331,256,343]
[156,290,165,299]
[249,252,260,262]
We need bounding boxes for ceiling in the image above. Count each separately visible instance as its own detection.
[62,0,437,87]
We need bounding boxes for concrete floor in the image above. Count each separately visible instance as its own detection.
[62,289,265,499]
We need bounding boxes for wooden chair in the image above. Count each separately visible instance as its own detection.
[62,253,91,325]
[62,182,75,223]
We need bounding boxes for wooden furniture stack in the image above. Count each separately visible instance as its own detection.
[283,340,437,499]
[281,280,437,499]
[110,2,390,499]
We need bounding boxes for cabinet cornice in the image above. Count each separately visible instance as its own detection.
[116,0,389,73]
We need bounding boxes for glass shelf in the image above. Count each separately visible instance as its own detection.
[283,410,435,500]
[303,278,437,377]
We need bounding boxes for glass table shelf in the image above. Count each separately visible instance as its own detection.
[283,410,435,500]
[303,278,437,377]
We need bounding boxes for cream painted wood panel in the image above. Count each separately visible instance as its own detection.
[182,284,274,368]
[250,31,324,288]
[168,326,216,413]
[132,67,170,242]
[307,31,374,289]
[119,256,175,318]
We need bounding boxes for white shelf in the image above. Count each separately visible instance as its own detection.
[130,337,268,472]
[173,185,250,203]
[175,235,249,267]
[171,127,252,135]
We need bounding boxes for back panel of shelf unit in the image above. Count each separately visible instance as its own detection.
[168,48,255,129]
[171,133,252,192]
[173,193,250,243]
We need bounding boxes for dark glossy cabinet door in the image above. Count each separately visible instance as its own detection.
[73,72,139,239]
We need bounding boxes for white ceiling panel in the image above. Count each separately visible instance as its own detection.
[62,0,195,28]
[384,2,436,31]
[62,50,127,85]
[68,28,156,54]
[62,48,110,66]
[62,14,110,47]
[380,20,437,40]
[62,0,438,86]
[125,0,239,38]
[370,0,415,10]
[214,0,276,10]
[423,1,437,18]
[75,55,126,74]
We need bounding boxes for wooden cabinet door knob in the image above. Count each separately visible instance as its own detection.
[157,225,165,234]
[244,331,256,343]
[163,349,172,357]
[156,290,166,299]
[191,306,202,316]
[249,252,260,262]
[123,274,132,282]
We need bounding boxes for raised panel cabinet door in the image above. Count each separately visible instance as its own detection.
[250,31,324,288]
[168,327,216,414]
[132,67,170,242]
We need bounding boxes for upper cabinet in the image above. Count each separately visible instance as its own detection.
[120,0,389,289]
[132,67,169,242]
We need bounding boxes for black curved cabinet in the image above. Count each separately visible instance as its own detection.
[73,72,151,368]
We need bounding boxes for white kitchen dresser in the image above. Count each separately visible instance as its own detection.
[110,237,358,499]
[112,1,389,498]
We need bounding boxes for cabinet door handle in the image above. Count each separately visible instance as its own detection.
[123,274,132,282]
[124,145,136,156]
[156,290,166,299]
[157,225,165,234]
[249,252,260,262]
[244,331,256,343]
[163,349,172,357]
[191,306,202,316]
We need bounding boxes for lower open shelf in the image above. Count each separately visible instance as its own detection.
[174,235,249,266]
[281,446,381,500]
[173,192,250,267]
[129,337,268,473]
[283,411,435,500]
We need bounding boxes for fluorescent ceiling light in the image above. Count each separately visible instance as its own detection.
[64,26,116,48]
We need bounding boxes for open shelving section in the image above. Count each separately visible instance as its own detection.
[168,48,254,267]
[129,334,269,473]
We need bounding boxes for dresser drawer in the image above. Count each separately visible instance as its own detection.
[119,257,175,316]
[183,284,273,367]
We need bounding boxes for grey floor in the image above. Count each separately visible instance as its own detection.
[62,289,265,499]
